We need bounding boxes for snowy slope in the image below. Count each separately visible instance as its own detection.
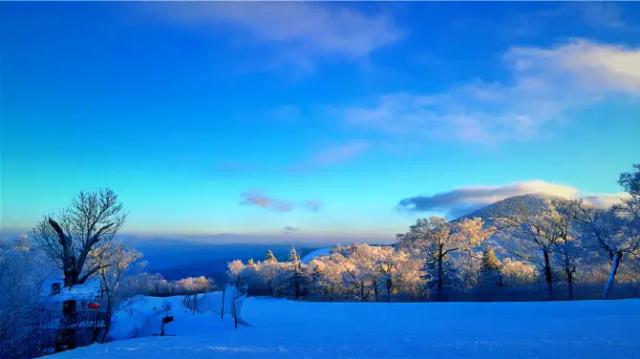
[301,247,332,264]
[102,287,245,342]
[49,298,640,358]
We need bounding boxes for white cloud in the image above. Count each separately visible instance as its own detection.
[506,39,640,95]
[158,2,401,68]
[340,39,640,145]
[398,180,629,217]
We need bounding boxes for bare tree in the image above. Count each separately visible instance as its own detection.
[32,188,127,287]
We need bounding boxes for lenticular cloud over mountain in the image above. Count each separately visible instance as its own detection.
[398,180,628,217]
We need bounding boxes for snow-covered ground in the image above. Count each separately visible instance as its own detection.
[50,297,640,358]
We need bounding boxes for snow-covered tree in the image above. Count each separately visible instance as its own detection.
[479,248,502,288]
[500,258,538,286]
[496,197,568,296]
[0,236,56,358]
[99,245,142,341]
[289,247,304,299]
[399,217,494,298]
[264,249,277,263]
[570,164,640,298]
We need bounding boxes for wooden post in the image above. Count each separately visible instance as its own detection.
[232,287,238,329]
[220,287,225,319]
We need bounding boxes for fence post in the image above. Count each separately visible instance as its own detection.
[232,286,238,329]
[220,286,225,319]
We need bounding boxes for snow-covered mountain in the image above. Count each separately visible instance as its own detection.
[460,193,565,224]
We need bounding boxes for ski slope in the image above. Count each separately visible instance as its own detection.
[50,298,640,358]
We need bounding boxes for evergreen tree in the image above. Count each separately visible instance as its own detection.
[482,248,500,272]
[480,248,502,287]
[289,247,303,299]
[289,247,301,264]
[265,249,277,263]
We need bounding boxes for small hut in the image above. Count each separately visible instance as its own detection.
[38,277,108,352]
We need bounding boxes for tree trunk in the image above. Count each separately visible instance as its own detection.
[373,281,379,301]
[232,287,238,329]
[101,301,112,343]
[49,218,79,287]
[565,268,574,300]
[542,249,553,298]
[386,277,392,302]
[603,252,622,299]
[437,247,444,291]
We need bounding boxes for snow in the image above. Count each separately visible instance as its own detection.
[48,298,640,358]
[301,247,331,264]
[107,287,244,340]
[40,277,102,301]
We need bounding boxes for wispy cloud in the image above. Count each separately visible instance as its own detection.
[241,191,293,212]
[240,191,323,213]
[283,226,300,234]
[298,141,371,169]
[156,2,402,70]
[339,39,640,145]
[398,180,629,218]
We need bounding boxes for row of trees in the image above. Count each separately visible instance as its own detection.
[225,220,538,302]
[227,164,640,301]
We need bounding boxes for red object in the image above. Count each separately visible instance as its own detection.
[87,302,100,309]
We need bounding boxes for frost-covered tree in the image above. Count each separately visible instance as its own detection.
[99,245,142,341]
[479,248,502,288]
[399,217,494,299]
[570,164,640,298]
[619,163,640,196]
[496,197,568,297]
[227,259,245,287]
[308,253,348,300]
[0,236,56,358]
[258,258,278,295]
[265,249,277,263]
[549,204,585,300]
[289,247,304,299]
[500,258,538,286]
[32,189,127,287]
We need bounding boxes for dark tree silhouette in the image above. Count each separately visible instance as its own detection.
[32,188,127,287]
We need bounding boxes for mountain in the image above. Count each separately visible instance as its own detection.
[455,193,573,255]
[460,193,568,225]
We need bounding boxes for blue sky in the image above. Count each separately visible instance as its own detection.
[1,2,639,242]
